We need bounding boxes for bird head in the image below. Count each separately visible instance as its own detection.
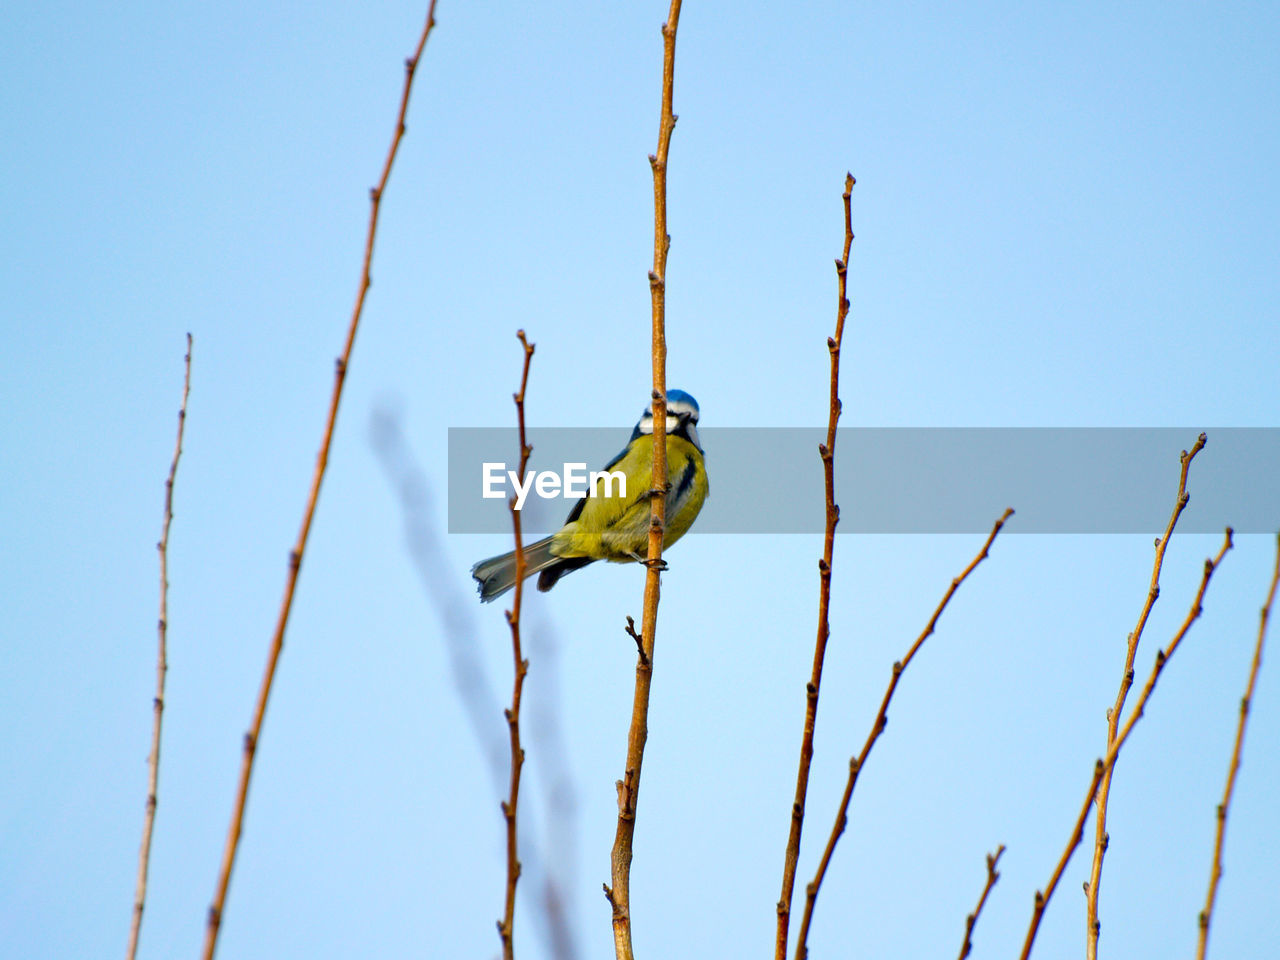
[632,389,702,451]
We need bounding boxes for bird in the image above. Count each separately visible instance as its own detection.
[472,389,708,602]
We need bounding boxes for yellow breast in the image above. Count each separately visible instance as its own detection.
[549,433,707,562]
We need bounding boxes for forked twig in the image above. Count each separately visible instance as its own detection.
[623,616,646,664]
[200,8,439,957]
[957,845,1005,960]
[604,4,681,958]
[127,334,192,960]
[498,331,536,959]
[775,172,855,960]
[1196,533,1280,959]
[794,509,1014,960]
[1087,433,1207,958]
[1019,528,1234,960]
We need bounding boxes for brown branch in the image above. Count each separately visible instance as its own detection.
[1196,532,1280,960]
[1019,527,1234,960]
[128,334,192,960]
[498,330,536,959]
[775,171,856,960]
[1087,432,1207,959]
[605,4,681,958]
[957,845,1006,960]
[199,8,439,958]
[793,508,1013,960]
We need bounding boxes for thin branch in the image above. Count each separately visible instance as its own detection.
[199,8,439,957]
[498,331,536,959]
[957,845,1005,960]
[794,508,1014,960]
[1087,433,1207,959]
[1019,527,1234,960]
[1196,532,1280,959]
[605,4,681,958]
[128,334,192,960]
[776,172,856,960]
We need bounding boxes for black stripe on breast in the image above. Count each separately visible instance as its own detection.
[673,457,696,504]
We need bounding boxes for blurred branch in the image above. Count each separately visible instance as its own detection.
[369,411,578,960]
[1087,433,1207,959]
[794,508,1014,960]
[128,333,192,960]
[370,409,507,785]
[499,331,536,960]
[605,4,681,958]
[526,612,582,960]
[200,7,439,958]
[1196,532,1280,959]
[775,171,855,960]
[957,845,1005,960]
[1019,527,1234,960]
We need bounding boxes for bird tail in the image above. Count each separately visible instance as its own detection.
[472,536,563,603]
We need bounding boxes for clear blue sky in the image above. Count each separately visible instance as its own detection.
[3,2,1278,958]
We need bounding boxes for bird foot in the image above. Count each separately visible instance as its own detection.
[641,482,673,501]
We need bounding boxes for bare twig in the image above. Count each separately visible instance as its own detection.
[1019,527,1234,960]
[128,334,192,960]
[1196,532,1280,959]
[498,331,536,959]
[1087,433,1207,959]
[199,9,439,957]
[794,509,1014,960]
[623,616,647,664]
[776,172,855,960]
[605,4,681,958]
[957,845,1005,960]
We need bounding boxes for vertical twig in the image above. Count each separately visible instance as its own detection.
[1196,533,1280,959]
[498,331,536,959]
[1019,528,1234,960]
[793,509,1013,960]
[603,4,681,958]
[957,845,1005,960]
[199,7,439,958]
[127,334,192,960]
[775,172,855,960]
[1087,434,1207,959]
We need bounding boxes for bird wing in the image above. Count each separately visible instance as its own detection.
[561,441,632,524]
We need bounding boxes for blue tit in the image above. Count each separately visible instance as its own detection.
[472,389,709,602]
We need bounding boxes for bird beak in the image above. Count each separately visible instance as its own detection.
[682,415,702,452]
